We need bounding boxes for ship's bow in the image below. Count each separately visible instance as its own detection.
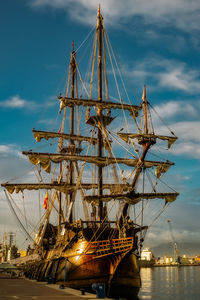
[109,252,141,299]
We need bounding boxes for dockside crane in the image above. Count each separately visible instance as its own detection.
[167,219,180,264]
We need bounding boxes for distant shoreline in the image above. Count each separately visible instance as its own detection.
[143,264,200,267]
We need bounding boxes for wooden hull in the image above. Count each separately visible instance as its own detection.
[109,252,141,299]
[23,237,141,299]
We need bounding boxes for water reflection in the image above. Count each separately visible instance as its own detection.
[138,266,200,300]
[139,268,153,298]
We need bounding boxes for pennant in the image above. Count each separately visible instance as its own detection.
[43,192,48,209]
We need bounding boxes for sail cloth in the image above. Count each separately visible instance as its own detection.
[117,133,177,149]
[58,96,141,118]
[1,183,130,194]
[28,154,51,173]
[125,192,179,204]
[32,130,111,150]
[84,192,179,205]
[22,151,174,176]
[155,164,171,179]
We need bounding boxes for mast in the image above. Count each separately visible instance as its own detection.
[120,86,153,224]
[69,42,76,223]
[143,85,148,134]
[97,5,103,222]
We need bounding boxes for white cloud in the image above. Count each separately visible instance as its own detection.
[126,58,200,93]
[154,101,198,119]
[172,141,200,159]
[149,99,200,159]
[0,95,39,110]
[29,0,200,32]
[172,121,200,142]
[0,145,12,153]
[0,144,23,158]
[0,96,26,108]
[159,68,200,92]
[154,121,200,159]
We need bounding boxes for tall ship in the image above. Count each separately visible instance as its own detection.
[1,6,179,299]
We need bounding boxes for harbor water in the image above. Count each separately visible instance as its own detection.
[138,266,200,300]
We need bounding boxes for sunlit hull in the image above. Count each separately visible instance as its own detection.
[23,236,141,298]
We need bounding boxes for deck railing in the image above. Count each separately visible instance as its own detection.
[87,237,134,258]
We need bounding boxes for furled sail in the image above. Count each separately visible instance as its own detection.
[85,192,179,205]
[58,96,141,117]
[117,133,177,149]
[2,183,130,194]
[22,151,174,175]
[32,130,111,150]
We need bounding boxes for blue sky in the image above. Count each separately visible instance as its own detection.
[0,0,200,254]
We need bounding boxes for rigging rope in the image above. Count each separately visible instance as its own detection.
[148,202,170,228]
[148,168,178,193]
[107,129,137,159]
[104,29,141,131]
[104,31,130,132]
[75,25,96,53]
[149,103,177,136]
[5,191,35,230]
[22,191,28,229]
[4,190,34,242]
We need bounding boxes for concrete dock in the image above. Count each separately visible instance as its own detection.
[0,276,113,300]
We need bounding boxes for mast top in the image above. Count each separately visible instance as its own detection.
[142,85,147,102]
[97,4,103,28]
[98,4,101,16]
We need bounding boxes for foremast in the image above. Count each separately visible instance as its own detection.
[120,86,155,223]
[119,85,178,226]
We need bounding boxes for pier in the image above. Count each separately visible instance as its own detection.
[0,276,112,300]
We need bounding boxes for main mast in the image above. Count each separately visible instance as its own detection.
[69,43,76,223]
[97,5,103,222]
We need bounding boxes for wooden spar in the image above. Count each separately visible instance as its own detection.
[58,96,141,114]
[22,151,174,169]
[1,182,131,193]
[85,192,179,204]
[117,132,177,148]
[32,130,113,149]
[97,8,103,222]
[69,46,76,223]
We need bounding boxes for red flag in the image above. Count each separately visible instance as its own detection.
[58,127,61,134]
[43,192,48,210]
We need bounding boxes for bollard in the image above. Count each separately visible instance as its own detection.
[59,284,65,289]
[63,258,67,286]
[80,288,86,295]
[47,275,53,284]
[92,283,105,299]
